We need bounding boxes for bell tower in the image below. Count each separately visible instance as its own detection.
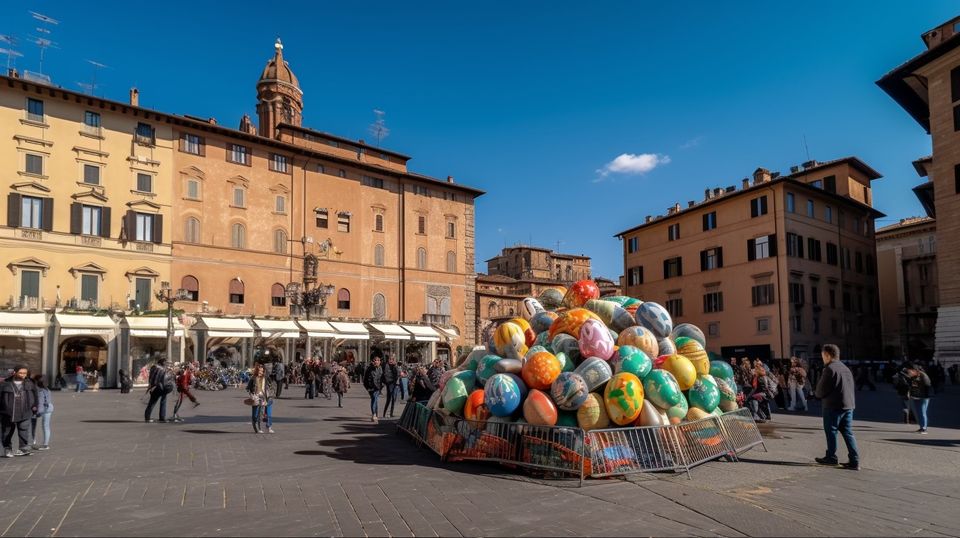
[256,38,303,138]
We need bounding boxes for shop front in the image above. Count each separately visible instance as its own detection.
[0,312,49,380]
[120,316,185,386]
[433,325,461,367]
[368,322,412,363]
[328,321,370,367]
[53,313,118,389]
[294,320,337,365]
[251,319,301,364]
[400,324,442,364]
[190,316,254,368]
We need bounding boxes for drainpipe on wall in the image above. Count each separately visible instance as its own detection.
[765,184,785,360]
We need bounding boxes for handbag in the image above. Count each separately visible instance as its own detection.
[244,395,261,406]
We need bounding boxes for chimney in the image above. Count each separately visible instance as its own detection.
[770,171,781,179]
[688,200,695,208]
[239,114,256,135]
[208,117,217,125]
[753,168,771,185]
[790,165,801,174]
[802,160,818,170]
[922,16,960,50]
[742,178,750,189]
[129,88,139,107]
[726,185,735,193]
[447,175,454,183]
[704,188,712,201]
[645,215,653,223]
[713,188,722,198]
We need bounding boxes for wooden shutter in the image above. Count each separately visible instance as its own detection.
[702,213,708,231]
[952,66,960,102]
[198,136,206,157]
[101,206,111,238]
[677,257,682,276]
[768,234,778,256]
[124,210,136,241]
[70,202,82,234]
[41,198,53,231]
[663,259,669,279]
[747,239,756,261]
[7,193,21,228]
[700,250,707,271]
[797,235,804,258]
[153,213,163,244]
[717,247,724,268]
[750,199,758,218]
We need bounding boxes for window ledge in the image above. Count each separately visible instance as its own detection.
[227,159,252,167]
[182,196,202,202]
[20,119,49,128]
[272,211,287,216]
[229,205,247,210]
[18,171,48,180]
[131,190,156,198]
[77,181,103,189]
[79,131,105,140]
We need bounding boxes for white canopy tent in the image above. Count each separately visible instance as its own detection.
[191,317,255,366]
[0,312,48,337]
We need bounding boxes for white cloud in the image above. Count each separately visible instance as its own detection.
[680,136,703,150]
[595,153,670,181]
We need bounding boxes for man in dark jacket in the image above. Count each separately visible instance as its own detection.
[814,344,859,470]
[272,360,286,399]
[144,358,172,423]
[1,366,38,458]
[410,366,437,403]
[363,355,384,423]
[381,355,400,419]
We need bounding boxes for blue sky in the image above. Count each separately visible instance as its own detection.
[1,1,950,279]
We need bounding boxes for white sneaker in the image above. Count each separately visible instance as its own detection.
[268,428,275,434]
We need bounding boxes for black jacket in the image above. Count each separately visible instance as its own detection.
[908,371,932,399]
[411,373,436,402]
[0,379,38,421]
[815,361,856,410]
[382,363,399,385]
[363,365,383,392]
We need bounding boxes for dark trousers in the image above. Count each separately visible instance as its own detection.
[748,396,771,421]
[1,416,31,450]
[274,380,284,399]
[823,409,859,464]
[337,392,344,407]
[173,388,198,416]
[144,389,168,421]
[305,381,315,399]
[383,382,398,417]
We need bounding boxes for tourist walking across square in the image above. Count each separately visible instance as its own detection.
[363,354,384,423]
[247,363,275,434]
[31,376,52,450]
[144,358,174,423]
[1,366,38,458]
[171,363,200,423]
[904,363,932,434]
[272,359,285,399]
[814,344,860,470]
[787,357,808,411]
[332,365,351,408]
[381,355,400,418]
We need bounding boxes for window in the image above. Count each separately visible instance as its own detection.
[663,257,683,279]
[414,185,429,196]
[956,164,960,194]
[843,291,852,311]
[752,283,775,306]
[829,289,837,309]
[136,173,153,193]
[750,196,768,217]
[757,317,770,333]
[20,270,40,301]
[826,242,838,266]
[806,199,815,218]
[315,209,328,228]
[747,234,776,261]
[271,283,286,307]
[418,215,426,234]
[80,274,98,306]
[843,248,852,270]
[824,175,836,193]
[374,244,385,267]
[180,133,203,155]
[786,233,804,258]
[233,187,245,208]
[373,294,386,320]
[807,238,822,262]
[703,291,724,313]
[627,237,639,253]
[270,154,289,173]
[318,164,325,174]
[134,278,151,310]
[337,213,351,233]
[82,164,101,185]
[812,316,820,335]
[274,229,288,254]
[26,98,44,122]
[81,205,102,236]
[228,144,250,165]
[811,286,819,305]
[811,180,823,189]
[786,193,795,213]
[831,318,839,335]
[708,322,719,337]
[824,205,833,224]
[702,211,717,231]
[627,266,643,286]
[791,315,802,332]
[186,179,200,200]
[700,247,723,271]
[362,175,384,189]
[135,122,155,145]
[25,153,43,176]
[275,195,286,214]
[135,213,154,242]
[855,252,863,273]
[231,223,246,249]
[866,255,875,276]
[229,278,244,304]
[789,282,805,305]
[181,275,199,301]
[854,217,862,235]
[417,247,427,269]
[665,298,683,318]
[337,288,351,310]
[21,196,44,229]
[374,214,383,232]
[447,250,457,273]
[83,111,101,134]
[667,223,680,241]
[446,221,456,239]
[184,217,200,243]
[338,169,346,178]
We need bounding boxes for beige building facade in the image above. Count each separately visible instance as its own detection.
[617,158,884,362]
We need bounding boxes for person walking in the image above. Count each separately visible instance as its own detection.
[171,364,200,423]
[427,358,444,389]
[304,362,317,400]
[31,377,52,451]
[893,363,914,424]
[381,355,400,418]
[746,363,773,422]
[332,365,350,408]
[247,363,275,434]
[399,367,410,401]
[1,366,38,458]
[904,363,932,434]
[75,364,87,393]
[363,355,384,423]
[410,366,437,403]
[272,359,286,399]
[144,358,174,423]
[118,369,133,394]
[787,357,808,412]
[814,344,860,470]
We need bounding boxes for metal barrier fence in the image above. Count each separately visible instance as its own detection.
[397,401,763,484]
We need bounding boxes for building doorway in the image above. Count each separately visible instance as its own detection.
[59,337,108,389]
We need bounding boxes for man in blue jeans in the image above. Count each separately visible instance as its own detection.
[814,344,860,470]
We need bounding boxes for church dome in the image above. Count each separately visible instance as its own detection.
[259,39,300,89]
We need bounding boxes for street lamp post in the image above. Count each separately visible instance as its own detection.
[285,282,336,320]
[156,281,190,363]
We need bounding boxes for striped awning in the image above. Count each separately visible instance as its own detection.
[401,324,441,342]
[328,321,369,340]
[121,316,185,338]
[368,322,412,341]
[296,320,337,338]
[192,317,254,338]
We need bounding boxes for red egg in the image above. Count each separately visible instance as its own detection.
[522,389,558,426]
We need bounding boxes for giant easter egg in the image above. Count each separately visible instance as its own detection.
[556,410,579,427]
[579,318,615,361]
[665,396,689,424]
[484,374,522,417]
[554,351,576,373]
[550,372,590,411]
[548,308,602,340]
[476,354,502,386]
[494,322,528,359]
[603,373,645,426]
[688,374,720,413]
[616,326,659,361]
[635,302,673,339]
[563,280,600,308]
[602,296,631,306]
[643,369,683,409]
[523,389,558,426]
[521,351,562,390]
[504,373,529,400]
[709,360,735,381]
[551,333,582,364]
[686,407,711,421]
[634,398,669,427]
[538,287,566,309]
[671,323,706,347]
[438,369,456,393]
[509,317,537,347]
[715,376,738,403]
[520,298,545,320]
[576,393,610,431]
[658,354,697,391]
[530,311,558,334]
[442,378,469,415]
[584,299,617,326]
[463,389,489,422]
[616,346,652,380]
[718,399,738,412]
[460,347,487,371]
[524,346,547,361]
[494,358,523,375]
[452,369,477,390]
[676,338,709,375]
[574,357,613,392]
[534,331,552,350]
[658,337,677,357]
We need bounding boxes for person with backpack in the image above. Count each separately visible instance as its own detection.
[272,359,286,399]
[893,363,914,424]
[363,355,384,423]
[144,358,174,423]
[332,365,350,408]
[171,364,200,423]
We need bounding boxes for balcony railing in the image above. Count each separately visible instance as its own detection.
[81,124,103,137]
[20,229,42,240]
[134,132,156,146]
[25,111,45,123]
[10,296,43,310]
[421,313,451,325]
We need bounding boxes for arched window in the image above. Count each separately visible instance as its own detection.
[446,250,456,273]
[372,293,386,319]
[374,244,385,267]
[488,301,498,318]
[440,296,451,316]
[417,247,427,270]
[231,223,246,249]
[271,283,286,307]
[337,288,351,310]
[229,278,244,304]
[181,275,199,301]
[374,214,383,232]
[184,217,200,244]
[274,229,288,254]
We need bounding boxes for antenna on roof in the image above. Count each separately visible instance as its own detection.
[802,134,811,163]
[79,59,108,96]
[0,35,22,71]
[368,109,389,147]
[28,11,60,76]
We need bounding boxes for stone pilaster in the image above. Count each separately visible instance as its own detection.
[464,203,477,345]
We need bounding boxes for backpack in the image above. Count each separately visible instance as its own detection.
[162,369,175,394]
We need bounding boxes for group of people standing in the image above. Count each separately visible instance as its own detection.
[0,366,53,457]
[361,351,443,423]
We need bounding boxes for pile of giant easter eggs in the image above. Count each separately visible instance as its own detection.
[428,280,741,432]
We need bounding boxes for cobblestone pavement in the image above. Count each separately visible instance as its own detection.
[0,383,957,537]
